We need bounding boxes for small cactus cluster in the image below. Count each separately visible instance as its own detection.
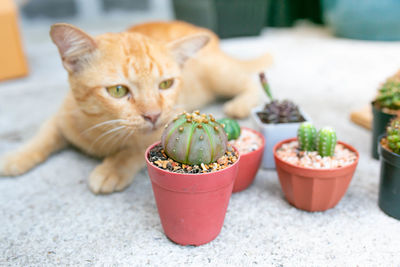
[297,122,337,157]
[375,70,400,110]
[161,111,228,165]
[386,117,400,155]
[217,118,241,141]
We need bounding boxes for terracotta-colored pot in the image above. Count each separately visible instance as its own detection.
[232,127,265,193]
[273,138,359,212]
[145,142,240,246]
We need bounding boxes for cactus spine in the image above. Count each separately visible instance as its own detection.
[161,111,228,165]
[316,127,337,157]
[387,117,400,155]
[297,122,317,151]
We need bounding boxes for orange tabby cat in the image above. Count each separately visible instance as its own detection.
[0,21,271,194]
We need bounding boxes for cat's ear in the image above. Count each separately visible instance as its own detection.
[167,34,210,66]
[50,23,97,73]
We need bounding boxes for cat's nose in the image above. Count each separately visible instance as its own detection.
[142,112,161,124]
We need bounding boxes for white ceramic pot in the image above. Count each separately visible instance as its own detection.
[251,105,311,169]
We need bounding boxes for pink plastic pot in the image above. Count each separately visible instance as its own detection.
[145,142,240,246]
[273,138,359,212]
[232,127,265,193]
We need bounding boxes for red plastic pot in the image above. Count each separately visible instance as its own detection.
[273,138,359,212]
[145,142,240,246]
[232,127,265,193]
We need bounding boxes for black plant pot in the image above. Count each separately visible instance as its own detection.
[378,140,400,220]
[371,102,397,159]
[266,0,296,27]
[266,0,323,27]
[172,0,268,38]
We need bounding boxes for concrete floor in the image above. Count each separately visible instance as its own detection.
[1,19,400,265]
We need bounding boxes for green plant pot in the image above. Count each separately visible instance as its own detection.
[172,0,267,38]
[371,102,397,159]
[378,139,400,220]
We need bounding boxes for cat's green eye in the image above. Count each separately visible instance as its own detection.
[107,85,129,98]
[159,79,174,90]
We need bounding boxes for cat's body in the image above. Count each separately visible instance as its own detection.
[0,21,271,193]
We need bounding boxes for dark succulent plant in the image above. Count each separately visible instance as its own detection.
[257,100,304,124]
[257,73,305,124]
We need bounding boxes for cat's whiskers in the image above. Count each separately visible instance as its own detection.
[100,127,128,151]
[82,119,129,136]
[89,125,126,151]
[121,130,135,148]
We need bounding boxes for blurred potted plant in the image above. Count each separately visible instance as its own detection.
[371,70,400,159]
[251,73,310,168]
[218,118,265,193]
[172,0,268,38]
[378,117,400,220]
[273,123,359,212]
[145,111,240,246]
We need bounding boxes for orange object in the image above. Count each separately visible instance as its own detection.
[273,138,359,212]
[350,105,372,130]
[0,0,28,81]
[145,142,239,246]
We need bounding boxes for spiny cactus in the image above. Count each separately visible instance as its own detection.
[375,70,400,110]
[217,118,241,141]
[161,111,228,165]
[387,117,400,155]
[316,127,337,157]
[297,122,317,151]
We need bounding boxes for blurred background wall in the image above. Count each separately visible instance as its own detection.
[18,0,173,22]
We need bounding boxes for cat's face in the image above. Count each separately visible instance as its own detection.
[50,24,208,133]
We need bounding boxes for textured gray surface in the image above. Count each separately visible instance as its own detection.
[1,22,400,266]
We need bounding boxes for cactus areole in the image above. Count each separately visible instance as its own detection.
[161,111,228,165]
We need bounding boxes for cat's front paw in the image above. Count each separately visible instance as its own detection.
[0,151,40,176]
[223,100,252,119]
[89,164,133,194]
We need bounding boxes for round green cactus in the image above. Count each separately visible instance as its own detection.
[217,118,241,141]
[316,127,337,157]
[387,117,400,155]
[297,122,317,151]
[161,111,228,165]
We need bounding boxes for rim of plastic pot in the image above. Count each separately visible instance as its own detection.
[371,100,400,116]
[145,141,241,177]
[379,136,400,167]
[273,137,359,175]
